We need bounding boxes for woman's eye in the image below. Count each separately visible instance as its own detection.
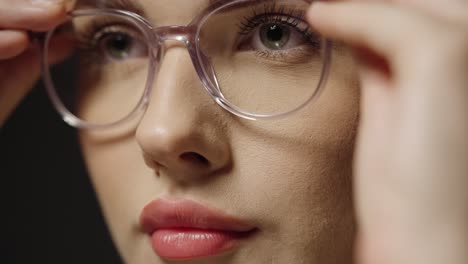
[259,23,291,50]
[238,21,314,54]
[102,33,132,60]
[96,31,148,62]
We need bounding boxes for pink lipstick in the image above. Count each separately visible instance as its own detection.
[140,198,256,260]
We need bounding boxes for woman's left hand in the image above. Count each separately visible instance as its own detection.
[307,1,468,264]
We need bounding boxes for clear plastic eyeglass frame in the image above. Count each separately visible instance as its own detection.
[41,0,332,130]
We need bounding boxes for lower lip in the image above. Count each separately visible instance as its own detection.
[151,228,251,260]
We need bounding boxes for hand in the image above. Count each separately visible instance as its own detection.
[308,1,468,264]
[0,0,74,126]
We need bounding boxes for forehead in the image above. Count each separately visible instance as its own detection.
[75,0,277,25]
[76,0,213,23]
[75,0,314,25]
[77,0,244,9]
[76,0,240,19]
[77,0,316,9]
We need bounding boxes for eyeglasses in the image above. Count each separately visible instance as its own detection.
[41,0,331,129]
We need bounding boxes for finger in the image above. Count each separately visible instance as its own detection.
[307,2,432,68]
[396,0,468,24]
[0,30,29,60]
[0,0,70,31]
[354,0,468,24]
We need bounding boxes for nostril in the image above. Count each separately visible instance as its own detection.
[179,152,210,167]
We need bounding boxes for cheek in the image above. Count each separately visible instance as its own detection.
[78,131,155,254]
[229,49,359,252]
[77,47,359,262]
[229,117,357,261]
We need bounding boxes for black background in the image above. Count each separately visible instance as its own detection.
[1,80,123,263]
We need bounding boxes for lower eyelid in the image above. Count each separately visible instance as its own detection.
[257,45,321,62]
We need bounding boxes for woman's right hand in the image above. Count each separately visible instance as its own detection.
[0,0,74,126]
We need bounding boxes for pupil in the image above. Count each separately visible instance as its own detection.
[266,25,283,42]
[106,34,131,59]
[260,23,290,50]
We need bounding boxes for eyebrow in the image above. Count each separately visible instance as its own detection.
[77,0,146,15]
[77,0,233,10]
[76,0,249,19]
[77,0,278,11]
[77,0,314,17]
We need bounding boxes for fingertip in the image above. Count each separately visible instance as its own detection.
[1,1,69,32]
[28,3,68,31]
[307,2,334,35]
[306,2,379,49]
[0,30,30,60]
[307,1,325,23]
[308,1,328,15]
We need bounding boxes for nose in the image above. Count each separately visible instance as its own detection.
[135,45,231,183]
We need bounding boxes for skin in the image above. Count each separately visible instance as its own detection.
[308,1,468,264]
[78,1,359,263]
[1,1,468,264]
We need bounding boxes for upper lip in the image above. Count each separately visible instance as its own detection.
[140,198,256,234]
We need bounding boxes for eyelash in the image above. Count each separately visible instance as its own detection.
[74,4,320,64]
[237,4,321,52]
[75,19,137,64]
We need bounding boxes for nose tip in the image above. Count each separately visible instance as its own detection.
[138,124,229,181]
[135,38,231,184]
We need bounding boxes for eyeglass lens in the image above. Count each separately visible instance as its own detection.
[44,0,328,127]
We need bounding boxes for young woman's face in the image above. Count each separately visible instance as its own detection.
[76,0,360,263]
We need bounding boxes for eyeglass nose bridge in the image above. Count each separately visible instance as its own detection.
[148,25,222,99]
[151,25,197,46]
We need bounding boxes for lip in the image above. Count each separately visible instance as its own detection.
[140,198,257,260]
